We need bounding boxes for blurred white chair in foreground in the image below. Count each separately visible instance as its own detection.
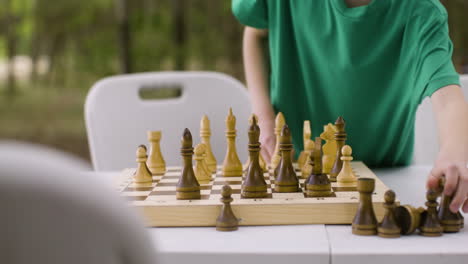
[414,75,468,164]
[85,72,251,171]
[0,141,157,264]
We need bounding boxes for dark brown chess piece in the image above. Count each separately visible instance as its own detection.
[329,117,346,182]
[305,137,333,197]
[216,184,239,231]
[378,190,401,238]
[274,125,300,193]
[352,178,378,235]
[176,128,201,200]
[436,177,463,233]
[420,189,443,237]
[394,205,425,235]
[242,115,268,198]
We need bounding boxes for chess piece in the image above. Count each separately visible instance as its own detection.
[176,128,201,200]
[200,115,217,173]
[321,123,338,174]
[216,185,239,231]
[297,120,312,169]
[193,143,212,184]
[419,189,443,237]
[300,139,315,179]
[275,125,300,193]
[352,178,378,235]
[242,115,268,198]
[221,108,243,177]
[147,131,166,175]
[438,194,463,233]
[329,117,346,182]
[305,137,333,197]
[243,114,267,172]
[336,145,357,187]
[270,112,286,170]
[378,190,401,238]
[436,177,463,233]
[394,205,425,235]
[133,145,153,183]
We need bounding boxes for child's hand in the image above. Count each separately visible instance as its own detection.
[427,157,468,213]
[258,119,276,163]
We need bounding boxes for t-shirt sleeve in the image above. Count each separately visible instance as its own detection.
[414,13,460,103]
[232,0,268,29]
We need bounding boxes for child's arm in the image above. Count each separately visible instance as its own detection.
[426,85,468,213]
[243,26,276,162]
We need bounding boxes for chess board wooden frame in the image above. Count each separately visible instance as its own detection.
[116,161,391,227]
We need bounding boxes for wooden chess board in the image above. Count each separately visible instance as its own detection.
[116,161,391,227]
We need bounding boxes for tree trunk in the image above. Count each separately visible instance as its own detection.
[4,0,18,96]
[172,0,186,70]
[116,0,132,73]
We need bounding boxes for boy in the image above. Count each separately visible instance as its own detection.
[232,0,468,213]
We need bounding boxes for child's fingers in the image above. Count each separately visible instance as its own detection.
[426,169,442,190]
[261,148,271,164]
[443,165,459,196]
[463,200,468,213]
[450,168,468,213]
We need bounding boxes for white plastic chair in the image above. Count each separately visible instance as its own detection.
[85,72,252,171]
[413,74,468,164]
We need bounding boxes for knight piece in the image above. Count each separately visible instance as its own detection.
[300,139,315,179]
[297,120,312,169]
[200,115,217,173]
[270,112,286,170]
[305,137,333,197]
[321,123,338,174]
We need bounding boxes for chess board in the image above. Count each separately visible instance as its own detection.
[116,161,391,227]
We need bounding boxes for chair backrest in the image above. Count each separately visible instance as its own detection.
[85,71,252,171]
[413,74,468,164]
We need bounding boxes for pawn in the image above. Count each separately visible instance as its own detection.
[378,190,401,238]
[305,137,333,197]
[176,128,201,200]
[275,125,300,193]
[352,178,378,235]
[336,145,357,187]
[133,145,153,184]
[420,189,443,237]
[216,185,239,231]
[147,131,166,175]
[300,139,315,179]
[193,143,212,184]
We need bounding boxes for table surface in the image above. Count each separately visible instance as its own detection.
[89,165,468,264]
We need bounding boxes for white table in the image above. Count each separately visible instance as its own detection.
[90,166,468,264]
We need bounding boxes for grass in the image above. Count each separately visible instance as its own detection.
[0,84,91,162]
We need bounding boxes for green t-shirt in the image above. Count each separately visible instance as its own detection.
[232,0,460,167]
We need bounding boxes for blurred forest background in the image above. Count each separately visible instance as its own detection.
[0,0,467,164]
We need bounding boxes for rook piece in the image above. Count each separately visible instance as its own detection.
[352,178,378,235]
[320,123,338,174]
[216,185,239,231]
[297,120,312,169]
[221,108,243,177]
[305,137,333,197]
[336,145,357,187]
[200,115,217,173]
[176,129,201,200]
[437,178,463,233]
[378,190,401,238]
[133,145,153,183]
[270,112,286,170]
[193,143,212,184]
[242,115,268,198]
[243,114,267,172]
[329,117,346,182]
[420,190,443,237]
[394,205,425,235]
[300,139,315,179]
[147,131,166,175]
[275,125,300,193]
